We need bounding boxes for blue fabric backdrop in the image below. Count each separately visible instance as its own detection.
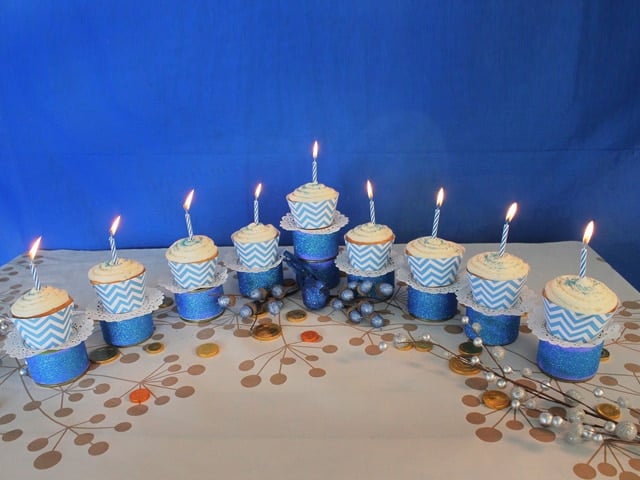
[1,1,639,288]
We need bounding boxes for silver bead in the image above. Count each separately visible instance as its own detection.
[564,389,583,407]
[472,337,483,347]
[378,341,388,352]
[567,407,585,423]
[592,433,604,443]
[604,421,617,433]
[539,412,553,427]
[492,346,506,360]
[615,421,638,442]
[521,367,532,377]
[393,334,408,345]
[552,416,564,428]
[593,387,604,398]
[524,399,537,409]
[19,366,28,376]
[511,386,526,400]
[471,322,482,334]
[461,315,470,325]
[420,334,431,342]
[582,425,594,440]
[540,380,551,391]
[470,356,480,365]
[511,399,521,409]
[484,371,496,382]
[503,365,513,375]
[496,379,507,389]
[616,396,629,408]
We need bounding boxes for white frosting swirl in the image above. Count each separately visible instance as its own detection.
[544,275,618,314]
[287,182,339,202]
[406,236,464,259]
[88,258,145,284]
[466,252,529,280]
[11,286,73,318]
[232,223,279,244]
[165,235,218,263]
[345,223,394,244]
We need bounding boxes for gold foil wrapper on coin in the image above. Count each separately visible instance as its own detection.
[196,343,220,358]
[596,402,621,421]
[414,340,433,352]
[286,309,308,323]
[252,323,282,341]
[449,355,481,376]
[459,341,483,356]
[88,346,120,365]
[144,342,165,354]
[482,390,510,410]
[600,348,610,362]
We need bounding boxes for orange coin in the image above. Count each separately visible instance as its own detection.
[301,330,320,343]
[129,387,151,404]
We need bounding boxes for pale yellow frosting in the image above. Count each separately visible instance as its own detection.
[406,236,464,259]
[232,223,279,244]
[544,275,618,314]
[345,223,394,245]
[466,252,530,280]
[166,235,218,264]
[287,182,339,202]
[88,258,145,284]
[11,286,73,318]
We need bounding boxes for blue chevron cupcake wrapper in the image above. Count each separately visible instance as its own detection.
[467,272,526,310]
[168,258,217,290]
[287,197,338,229]
[233,236,280,269]
[93,272,146,314]
[406,254,462,287]
[543,296,614,343]
[13,303,75,350]
[345,239,394,272]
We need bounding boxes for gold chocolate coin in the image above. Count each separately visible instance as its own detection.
[252,323,282,341]
[414,340,434,352]
[596,402,621,421]
[600,348,611,362]
[459,341,483,356]
[156,296,174,310]
[449,356,481,376]
[196,343,220,358]
[482,390,510,410]
[395,342,414,352]
[286,309,308,323]
[88,346,120,365]
[143,342,165,354]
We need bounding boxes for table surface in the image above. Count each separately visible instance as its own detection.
[1,242,639,480]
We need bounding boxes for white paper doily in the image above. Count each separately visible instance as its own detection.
[334,251,397,277]
[160,265,228,294]
[280,211,349,234]
[456,283,537,316]
[3,314,94,359]
[86,287,164,323]
[225,254,284,273]
[527,300,621,347]
[396,266,463,294]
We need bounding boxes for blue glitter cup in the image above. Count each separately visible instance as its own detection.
[408,287,457,321]
[293,230,340,261]
[100,313,154,347]
[464,306,521,346]
[175,285,225,322]
[536,339,603,382]
[295,258,340,289]
[25,341,89,386]
[237,264,284,297]
[347,271,395,300]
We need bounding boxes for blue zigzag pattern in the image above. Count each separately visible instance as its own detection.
[234,238,279,268]
[14,304,74,350]
[169,260,216,289]
[468,274,524,309]
[544,298,611,342]
[346,241,393,271]
[288,198,337,229]
[407,255,461,286]
[94,273,146,314]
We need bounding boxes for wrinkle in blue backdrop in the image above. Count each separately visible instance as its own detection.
[1,1,639,288]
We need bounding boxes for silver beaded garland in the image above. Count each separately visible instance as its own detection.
[593,387,604,398]
[496,379,507,389]
[539,412,553,427]
[551,416,564,428]
[615,421,638,441]
[564,389,583,407]
[604,421,617,433]
[510,386,525,400]
[461,315,469,325]
[472,337,483,347]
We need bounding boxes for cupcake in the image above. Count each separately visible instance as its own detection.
[543,275,618,342]
[11,286,74,350]
[88,258,146,314]
[466,252,529,309]
[344,223,395,271]
[166,235,219,290]
[287,182,339,229]
[231,222,280,269]
[405,236,465,287]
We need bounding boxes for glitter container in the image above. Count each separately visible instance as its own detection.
[536,338,603,382]
[174,285,225,322]
[293,230,340,261]
[464,306,521,346]
[25,342,90,386]
[237,263,284,297]
[100,312,154,347]
[408,287,457,321]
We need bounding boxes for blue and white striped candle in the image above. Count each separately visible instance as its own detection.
[28,237,42,291]
[580,220,594,278]
[254,183,262,224]
[498,203,518,257]
[431,187,444,238]
[366,180,376,224]
[184,189,195,240]
[312,140,318,183]
[109,216,121,265]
